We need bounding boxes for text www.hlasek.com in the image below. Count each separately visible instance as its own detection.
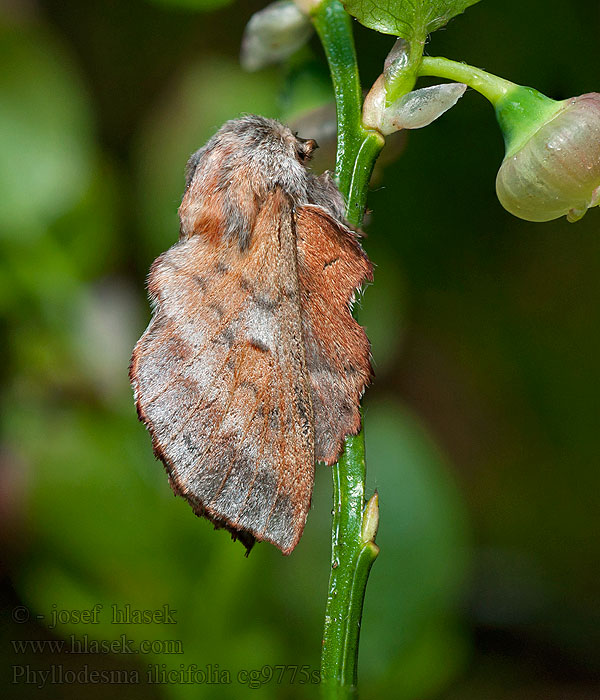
[11,634,183,656]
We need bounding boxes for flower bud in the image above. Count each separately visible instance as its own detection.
[363,75,466,135]
[496,92,600,222]
[241,0,313,72]
[383,38,411,88]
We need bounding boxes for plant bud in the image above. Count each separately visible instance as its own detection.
[383,38,410,88]
[496,92,600,222]
[241,0,313,72]
[363,75,466,135]
[382,38,423,102]
[361,492,379,544]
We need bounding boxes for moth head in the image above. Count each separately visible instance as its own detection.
[294,135,319,164]
[179,115,320,247]
[221,115,319,172]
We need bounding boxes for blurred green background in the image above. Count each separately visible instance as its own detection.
[1,0,599,698]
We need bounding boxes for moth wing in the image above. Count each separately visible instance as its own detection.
[296,205,373,465]
[130,189,314,554]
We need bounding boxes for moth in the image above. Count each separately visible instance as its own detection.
[130,115,373,554]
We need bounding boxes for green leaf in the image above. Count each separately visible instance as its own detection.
[341,0,482,40]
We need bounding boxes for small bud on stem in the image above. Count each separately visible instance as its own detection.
[363,75,466,135]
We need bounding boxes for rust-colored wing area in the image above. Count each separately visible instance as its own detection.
[295,205,373,465]
[130,189,314,554]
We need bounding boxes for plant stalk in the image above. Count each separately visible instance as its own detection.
[418,56,515,104]
[310,1,383,695]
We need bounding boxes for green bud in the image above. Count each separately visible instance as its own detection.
[496,90,600,222]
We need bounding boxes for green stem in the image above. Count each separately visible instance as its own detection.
[419,56,561,157]
[321,430,380,697]
[346,131,385,226]
[309,1,383,696]
[418,56,516,104]
[311,0,366,198]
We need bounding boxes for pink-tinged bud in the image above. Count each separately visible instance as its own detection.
[496,92,600,222]
[241,1,313,72]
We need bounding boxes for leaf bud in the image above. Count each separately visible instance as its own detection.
[363,75,466,135]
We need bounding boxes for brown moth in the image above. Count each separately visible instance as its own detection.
[130,115,373,555]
